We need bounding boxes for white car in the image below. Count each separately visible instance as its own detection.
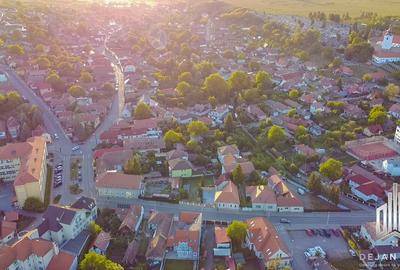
[349,249,357,257]
[72,146,80,151]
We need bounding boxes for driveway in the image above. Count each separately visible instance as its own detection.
[203,224,215,270]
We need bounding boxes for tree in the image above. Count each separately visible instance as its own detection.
[384,83,400,98]
[231,165,245,185]
[203,73,229,102]
[329,186,340,205]
[134,102,152,120]
[178,71,193,84]
[227,221,247,251]
[0,38,4,47]
[57,61,74,77]
[288,89,299,100]
[307,171,322,194]
[267,125,285,145]
[242,88,261,104]
[187,120,209,137]
[102,82,114,93]
[163,130,183,147]
[68,84,85,97]
[176,81,192,97]
[35,56,51,70]
[124,155,142,175]
[80,71,93,83]
[89,222,102,236]
[80,252,123,270]
[23,197,44,212]
[228,71,251,92]
[362,74,372,82]
[7,44,25,55]
[224,113,235,132]
[138,78,150,89]
[368,105,387,125]
[319,158,343,180]
[255,71,273,92]
[46,71,65,91]
[208,96,217,108]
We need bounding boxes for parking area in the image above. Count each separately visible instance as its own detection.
[286,229,351,270]
[0,182,15,211]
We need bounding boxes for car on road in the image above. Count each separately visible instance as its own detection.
[297,188,305,195]
[305,229,314,236]
[280,218,290,224]
[316,229,323,236]
[54,133,59,140]
[72,145,80,151]
[349,249,357,257]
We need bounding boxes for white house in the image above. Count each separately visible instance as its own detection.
[383,158,400,176]
[95,171,144,199]
[245,185,277,212]
[214,181,240,210]
[213,226,231,257]
[372,29,400,64]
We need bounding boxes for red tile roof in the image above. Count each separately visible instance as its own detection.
[95,171,143,190]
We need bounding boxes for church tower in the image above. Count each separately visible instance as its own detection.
[382,28,394,50]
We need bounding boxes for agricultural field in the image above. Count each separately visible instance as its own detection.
[214,0,400,17]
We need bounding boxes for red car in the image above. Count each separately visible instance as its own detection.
[305,229,314,236]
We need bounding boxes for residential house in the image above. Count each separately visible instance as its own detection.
[95,171,144,199]
[213,227,231,257]
[360,221,398,247]
[214,181,240,209]
[209,105,231,126]
[90,231,111,255]
[265,100,291,116]
[294,144,317,158]
[95,148,132,174]
[310,101,326,115]
[246,217,292,269]
[124,137,166,153]
[47,251,78,270]
[168,158,193,178]
[0,230,67,270]
[245,185,277,212]
[146,212,173,263]
[37,197,97,246]
[347,174,385,203]
[268,175,304,212]
[389,103,400,119]
[191,104,212,117]
[116,204,144,233]
[7,117,20,139]
[363,125,383,137]
[0,220,16,244]
[166,212,202,260]
[246,104,266,121]
[0,136,47,206]
[217,145,240,163]
[342,103,365,120]
[0,120,6,140]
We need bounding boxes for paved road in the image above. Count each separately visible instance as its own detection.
[0,33,125,205]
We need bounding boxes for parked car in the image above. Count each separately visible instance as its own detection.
[305,229,314,236]
[349,249,357,257]
[72,145,80,151]
[331,229,340,237]
[316,229,323,236]
[54,133,59,140]
[322,229,331,238]
[280,218,290,224]
[297,188,305,195]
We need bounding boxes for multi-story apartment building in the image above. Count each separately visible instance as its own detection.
[37,197,97,246]
[0,136,47,206]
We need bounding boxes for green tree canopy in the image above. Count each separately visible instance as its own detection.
[89,222,102,236]
[224,112,235,132]
[267,125,285,145]
[102,82,114,93]
[23,197,44,212]
[187,120,209,137]
[80,71,93,83]
[138,78,150,89]
[231,164,245,185]
[288,89,300,100]
[35,56,51,70]
[163,130,183,147]
[255,71,273,92]
[178,71,193,84]
[134,102,152,120]
[384,83,400,98]
[319,158,343,180]
[228,70,251,92]
[203,73,229,102]
[80,252,123,270]
[46,71,65,91]
[68,84,85,97]
[307,171,322,194]
[124,155,142,175]
[227,221,247,251]
[368,105,387,125]
[7,44,25,55]
[176,81,192,97]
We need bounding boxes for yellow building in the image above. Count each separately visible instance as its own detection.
[0,136,47,207]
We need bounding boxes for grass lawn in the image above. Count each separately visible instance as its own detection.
[330,257,360,270]
[70,159,80,181]
[214,0,400,17]
[44,165,52,207]
[182,176,214,203]
[164,260,194,270]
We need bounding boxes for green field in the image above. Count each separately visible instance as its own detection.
[217,0,400,17]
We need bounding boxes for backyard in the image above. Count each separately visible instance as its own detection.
[182,176,214,203]
[164,260,193,270]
